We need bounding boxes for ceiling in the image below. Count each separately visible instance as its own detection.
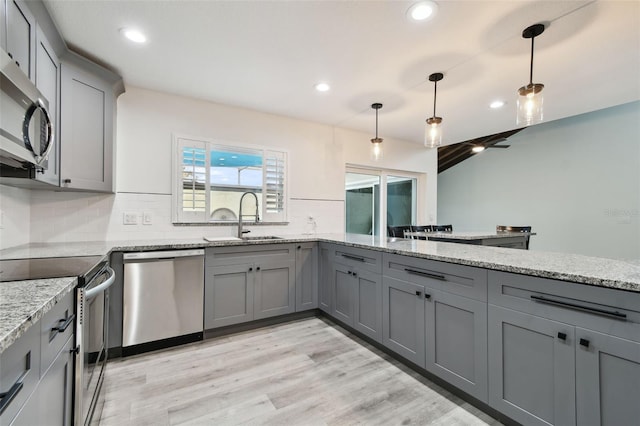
[44,0,640,147]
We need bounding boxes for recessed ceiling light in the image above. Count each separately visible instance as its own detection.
[407,1,438,21]
[120,28,147,44]
[314,82,330,92]
[490,100,506,109]
[472,146,486,153]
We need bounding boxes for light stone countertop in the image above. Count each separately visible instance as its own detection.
[2,233,639,354]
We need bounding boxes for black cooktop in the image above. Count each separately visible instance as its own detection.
[0,255,105,282]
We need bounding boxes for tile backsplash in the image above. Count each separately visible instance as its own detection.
[22,190,343,245]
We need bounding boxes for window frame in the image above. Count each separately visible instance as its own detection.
[172,134,288,224]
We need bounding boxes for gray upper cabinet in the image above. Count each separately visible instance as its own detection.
[382,276,426,368]
[425,289,488,402]
[60,56,115,192]
[34,23,59,186]
[575,328,640,426]
[4,0,35,81]
[488,305,576,426]
[295,243,318,312]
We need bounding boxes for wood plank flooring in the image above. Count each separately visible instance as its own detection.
[99,317,501,425]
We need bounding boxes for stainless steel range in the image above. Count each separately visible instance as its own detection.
[0,255,115,425]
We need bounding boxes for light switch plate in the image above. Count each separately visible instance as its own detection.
[123,212,138,225]
[143,211,153,225]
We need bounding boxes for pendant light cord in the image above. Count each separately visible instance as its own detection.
[529,36,535,85]
[433,80,438,117]
[375,107,379,138]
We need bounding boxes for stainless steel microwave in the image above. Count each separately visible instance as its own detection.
[0,48,54,171]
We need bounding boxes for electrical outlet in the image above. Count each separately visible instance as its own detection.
[123,212,138,225]
[143,211,153,225]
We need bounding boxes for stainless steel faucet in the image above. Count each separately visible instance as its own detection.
[238,191,260,238]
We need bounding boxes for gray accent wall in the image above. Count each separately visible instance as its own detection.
[437,101,640,260]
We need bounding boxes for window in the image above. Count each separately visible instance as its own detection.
[173,136,287,223]
[345,166,421,237]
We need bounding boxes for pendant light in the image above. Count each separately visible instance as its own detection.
[424,72,444,148]
[517,23,546,126]
[370,103,383,161]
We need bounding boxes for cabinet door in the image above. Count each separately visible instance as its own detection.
[34,24,59,186]
[60,60,114,192]
[382,276,425,368]
[576,328,640,426]
[353,268,382,343]
[14,337,74,426]
[331,262,355,326]
[425,289,487,402]
[488,305,575,426]
[254,259,296,320]
[205,264,254,329]
[318,245,332,314]
[295,243,318,311]
[5,0,35,80]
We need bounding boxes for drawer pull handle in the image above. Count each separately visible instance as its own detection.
[557,332,567,341]
[404,268,446,281]
[248,267,253,272]
[416,291,421,297]
[341,254,365,262]
[579,338,590,348]
[52,314,76,333]
[530,295,627,320]
[425,293,431,300]
[0,380,24,415]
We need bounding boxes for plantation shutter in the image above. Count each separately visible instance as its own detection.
[263,150,286,222]
[176,138,208,222]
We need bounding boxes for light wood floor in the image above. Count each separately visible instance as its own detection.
[99,317,501,425]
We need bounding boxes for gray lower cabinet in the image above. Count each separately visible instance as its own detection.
[205,264,253,329]
[254,259,296,320]
[60,55,116,192]
[331,262,382,342]
[295,243,318,311]
[318,244,332,314]
[13,336,74,426]
[382,276,426,368]
[1,292,74,426]
[425,289,488,402]
[204,253,296,329]
[488,305,576,426]
[575,328,640,426]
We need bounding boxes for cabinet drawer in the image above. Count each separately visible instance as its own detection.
[489,271,640,342]
[330,244,382,273]
[206,244,295,266]
[383,253,487,301]
[40,291,74,375]
[0,323,40,424]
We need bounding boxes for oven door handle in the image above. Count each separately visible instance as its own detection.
[85,267,116,300]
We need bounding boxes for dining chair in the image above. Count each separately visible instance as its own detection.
[432,224,453,232]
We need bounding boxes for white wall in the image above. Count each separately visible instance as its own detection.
[1,86,437,248]
[437,101,640,260]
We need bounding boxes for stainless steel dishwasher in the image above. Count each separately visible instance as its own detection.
[122,249,204,354]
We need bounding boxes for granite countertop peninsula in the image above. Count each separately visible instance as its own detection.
[0,276,77,353]
[2,232,639,354]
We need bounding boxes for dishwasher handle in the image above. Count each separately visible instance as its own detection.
[123,249,205,261]
[85,267,116,300]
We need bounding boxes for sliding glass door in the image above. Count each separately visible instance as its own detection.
[345,167,420,237]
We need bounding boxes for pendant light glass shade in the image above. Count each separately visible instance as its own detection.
[424,72,444,148]
[517,24,545,126]
[370,103,383,161]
